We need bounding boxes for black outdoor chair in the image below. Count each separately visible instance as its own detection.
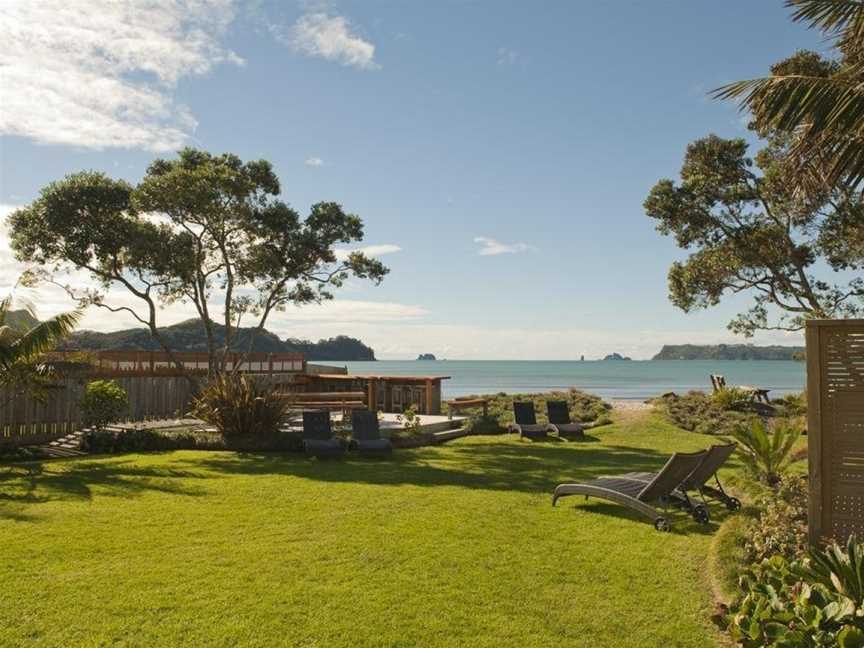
[509,401,548,440]
[545,400,584,438]
[350,410,392,456]
[302,410,344,459]
[552,449,708,531]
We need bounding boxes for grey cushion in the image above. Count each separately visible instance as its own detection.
[553,423,584,436]
[355,438,392,453]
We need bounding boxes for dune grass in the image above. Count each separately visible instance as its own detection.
[0,412,735,647]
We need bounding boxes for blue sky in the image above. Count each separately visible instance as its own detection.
[0,1,828,359]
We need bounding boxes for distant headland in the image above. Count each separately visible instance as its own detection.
[652,344,805,361]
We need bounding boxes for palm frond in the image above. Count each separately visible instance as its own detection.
[715,74,864,186]
[787,0,864,44]
[1,310,82,366]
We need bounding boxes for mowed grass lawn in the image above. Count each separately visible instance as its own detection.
[0,412,735,647]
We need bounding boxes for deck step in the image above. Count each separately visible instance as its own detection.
[432,427,471,443]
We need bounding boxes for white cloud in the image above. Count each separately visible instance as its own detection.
[473,236,533,256]
[333,244,401,262]
[0,0,243,151]
[497,47,520,66]
[284,13,378,70]
[305,156,325,167]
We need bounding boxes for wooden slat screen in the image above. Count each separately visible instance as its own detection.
[807,319,864,545]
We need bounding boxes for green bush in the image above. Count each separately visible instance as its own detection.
[83,427,303,453]
[83,428,224,453]
[774,392,807,417]
[396,405,423,434]
[727,536,864,647]
[191,374,288,439]
[80,380,129,430]
[746,475,809,564]
[713,387,756,411]
[732,417,803,486]
[655,390,755,436]
[462,414,508,435]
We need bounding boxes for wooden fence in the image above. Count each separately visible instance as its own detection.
[806,319,864,545]
[0,376,198,446]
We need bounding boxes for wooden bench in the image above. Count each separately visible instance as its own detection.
[445,397,490,419]
[278,391,369,415]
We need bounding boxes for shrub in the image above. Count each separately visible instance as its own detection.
[80,380,128,430]
[396,405,423,434]
[746,475,809,564]
[462,414,508,435]
[656,390,755,436]
[83,428,224,453]
[191,374,288,438]
[712,387,756,411]
[82,427,303,453]
[774,391,807,417]
[732,417,803,486]
[727,536,864,647]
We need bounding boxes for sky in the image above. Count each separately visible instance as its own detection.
[0,1,831,359]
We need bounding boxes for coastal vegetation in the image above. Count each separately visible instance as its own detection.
[446,389,612,431]
[644,130,863,336]
[652,344,805,361]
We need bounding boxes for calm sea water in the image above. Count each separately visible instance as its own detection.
[312,360,806,401]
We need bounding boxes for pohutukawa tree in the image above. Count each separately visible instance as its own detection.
[9,149,388,376]
[644,133,863,336]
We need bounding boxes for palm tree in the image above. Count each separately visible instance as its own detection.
[714,0,864,187]
[0,293,82,400]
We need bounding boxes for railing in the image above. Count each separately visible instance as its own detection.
[54,350,306,376]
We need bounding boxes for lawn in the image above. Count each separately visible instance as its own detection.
[0,412,735,647]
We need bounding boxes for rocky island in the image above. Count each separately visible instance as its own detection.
[603,353,632,361]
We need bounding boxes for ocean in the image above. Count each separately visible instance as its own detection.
[312,360,806,401]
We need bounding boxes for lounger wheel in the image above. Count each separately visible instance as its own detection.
[691,505,710,525]
[726,497,741,512]
[654,517,671,532]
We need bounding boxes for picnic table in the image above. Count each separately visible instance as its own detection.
[710,375,771,403]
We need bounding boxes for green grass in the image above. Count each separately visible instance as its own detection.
[0,412,735,647]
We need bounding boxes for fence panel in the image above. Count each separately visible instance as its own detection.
[0,376,198,446]
[806,319,864,545]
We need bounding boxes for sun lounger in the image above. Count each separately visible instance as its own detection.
[509,401,548,440]
[552,450,708,531]
[615,443,740,518]
[545,400,584,437]
[350,410,392,456]
[302,410,344,458]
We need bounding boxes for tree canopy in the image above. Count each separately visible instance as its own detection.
[9,149,388,375]
[644,134,863,335]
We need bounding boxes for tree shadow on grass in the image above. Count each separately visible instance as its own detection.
[0,458,207,521]
[176,440,683,496]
